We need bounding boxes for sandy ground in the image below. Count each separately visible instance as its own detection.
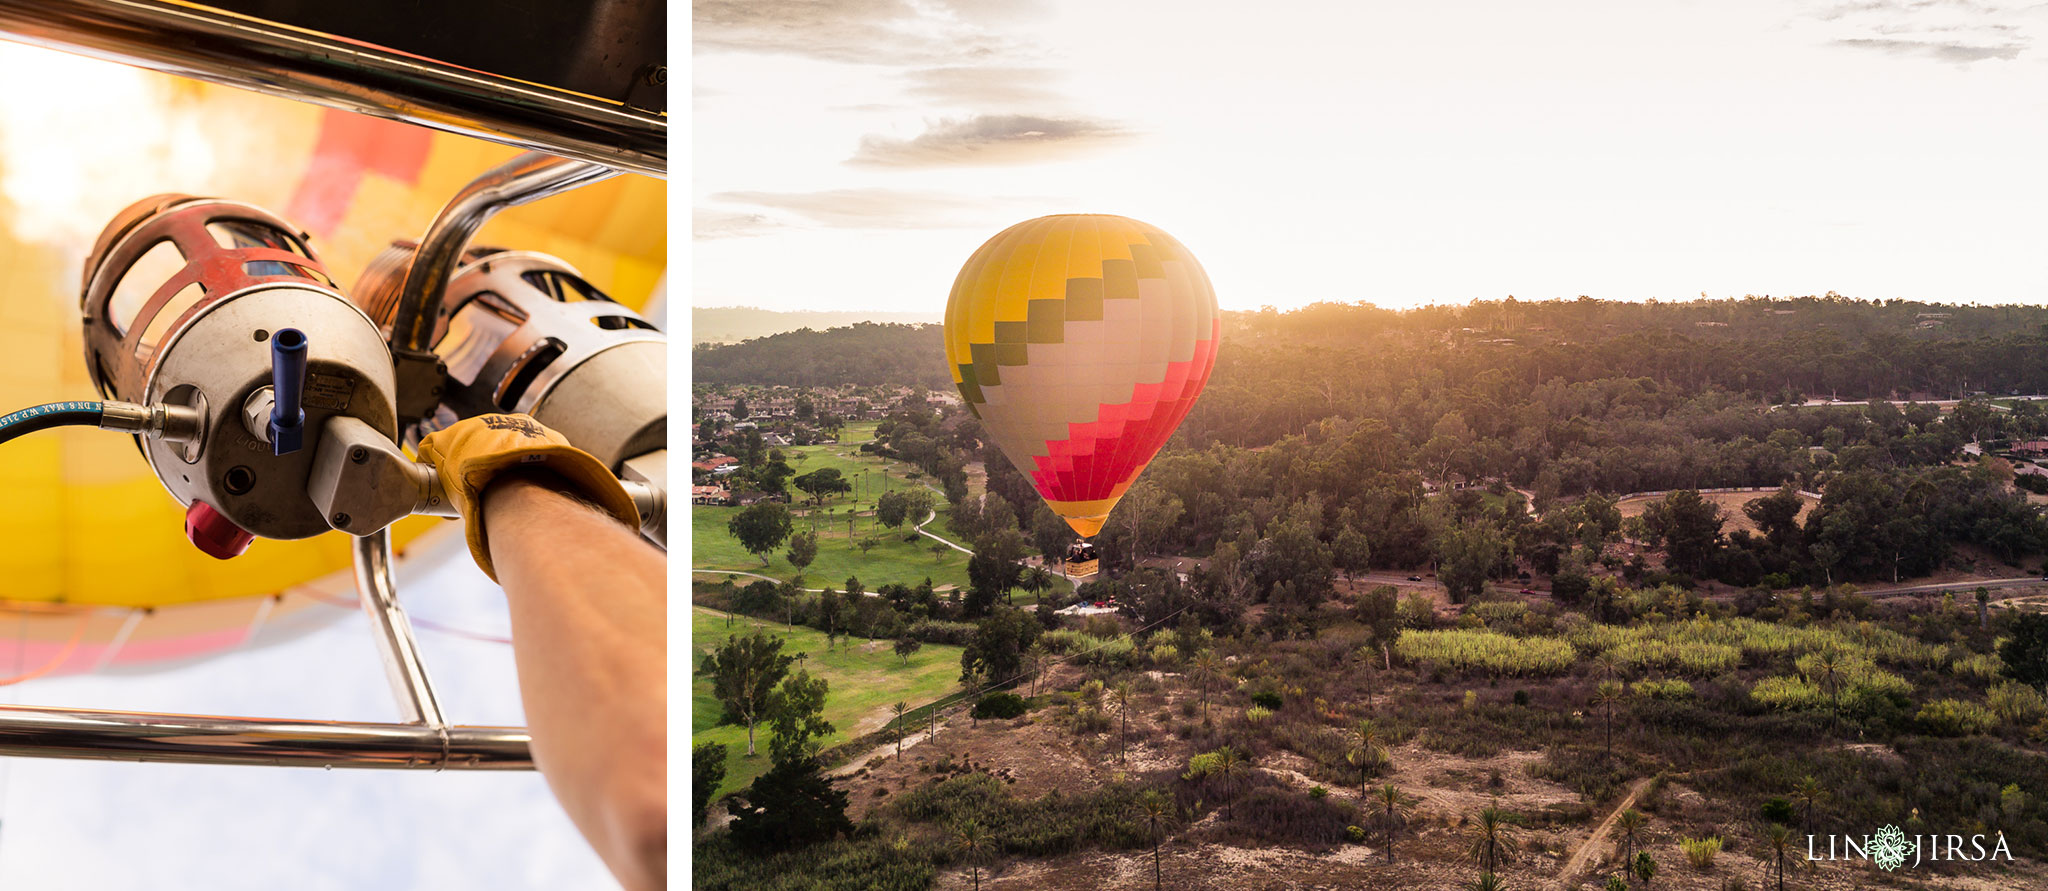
[1615,489,1818,536]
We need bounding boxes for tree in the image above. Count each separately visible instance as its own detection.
[1019,566,1055,607]
[1133,788,1179,891]
[726,758,853,850]
[1346,718,1388,796]
[876,488,933,529]
[1616,808,1646,871]
[692,741,726,826]
[1467,804,1518,876]
[1764,822,1793,891]
[1792,775,1826,838]
[1436,521,1509,604]
[1111,680,1134,763]
[2001,613,2048,689]
[703,632,794,756]
[1591,680,1624,762]
[1376,784,1406,864]
[1191,650,1223,725]
[765,669,834,768]
[893,636,923,664]
[785,531,818,579]
[728,502,793,567]
[793,467,852,504]
[1642,489,1724,577]
[955,820,992,891]
[1631,851,1657,888]
[960,607,1043,683]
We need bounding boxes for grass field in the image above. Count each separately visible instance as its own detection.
[693,421,974,589]
[692,606,965,798]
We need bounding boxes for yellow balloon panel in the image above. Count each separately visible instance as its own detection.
[0,43,666,609]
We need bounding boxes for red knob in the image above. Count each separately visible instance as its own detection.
[185,501,254,559]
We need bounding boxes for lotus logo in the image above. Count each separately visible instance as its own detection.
[1868,825,1910,872]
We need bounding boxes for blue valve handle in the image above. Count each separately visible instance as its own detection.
[270,328,307,455]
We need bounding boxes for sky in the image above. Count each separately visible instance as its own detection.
[693,0,2048,313]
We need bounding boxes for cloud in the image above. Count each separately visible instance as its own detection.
[707,188,1042,230]
[847,115,1130,167]
[900,67,1067,108]
[693,207,783,240]
[1802,0,2039,63]
[1834,36,2026,61]
[693,0,1040,65]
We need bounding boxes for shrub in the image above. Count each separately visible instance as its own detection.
[1310,785,1329,799]
[1953,652,2007,681]
[1245,705,1273,724]
[972,692,1028,720]
[1680,835,1722,869]
[1345,824,1367,843]
[907,619,977,646]
[1250,690,1284,710]
[1394,629,1577,676]
[1987,681,2048,726]
[1916,699,1998,737]
[1150,643,1180,666]
[1761,797,1795,825]
[889,772,1149,856]
[1218,786,1357,846]
[1632,678,1694,700]
[1513,689,1531,706]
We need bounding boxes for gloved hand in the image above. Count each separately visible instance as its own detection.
[417,413,640,580]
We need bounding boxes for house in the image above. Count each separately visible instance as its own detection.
[1137,556,1209,584]
[692,455,738,474]
[691,485,730,505]
[2011,441,2048,456]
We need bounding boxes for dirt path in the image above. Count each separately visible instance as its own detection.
[1551,776,1653,890]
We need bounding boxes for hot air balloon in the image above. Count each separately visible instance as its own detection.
[944,214,1220,567]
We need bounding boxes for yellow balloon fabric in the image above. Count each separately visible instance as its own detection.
[944,215,1220,538]
[0,50,664,617]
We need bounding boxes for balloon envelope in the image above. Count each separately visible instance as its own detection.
[944,214,1219,539]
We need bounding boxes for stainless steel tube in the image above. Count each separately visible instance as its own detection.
[351,529,447,729]
[391,152,621,355]
[0,705,530,768]
[0,0,665,177]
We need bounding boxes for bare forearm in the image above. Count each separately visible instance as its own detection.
[484,474,667,890]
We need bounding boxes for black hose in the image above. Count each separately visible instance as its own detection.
[0,401,105,445]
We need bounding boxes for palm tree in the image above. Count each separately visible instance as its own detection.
[1591,680,1624,762]
[1616,809,1646,872]
[1631,851,1656,888]
[1791,775,1825,837]
[1467,803,1516,876]
[1133,789,1179,891]
[1593,650,1624,683]
[955,820,992,891]
[1813,648,1843,732]
[1021,566,1054,608]
[892,701,909,755]
[1217,745,1250,796]
[1111,680,1135,763]
[1764,822,1793,891]
[1346,718,1388,796]
[1192,650,1222,725]
[1377,784,1406,864]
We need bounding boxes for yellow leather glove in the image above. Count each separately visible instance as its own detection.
[416,413,640,581]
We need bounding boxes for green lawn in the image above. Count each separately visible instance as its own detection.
[694,422,973,590]
[692,606,965,798]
